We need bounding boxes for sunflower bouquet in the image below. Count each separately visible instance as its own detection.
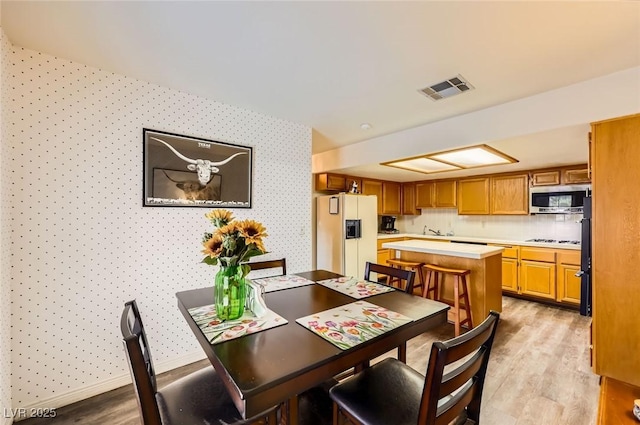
[201,209,268,277]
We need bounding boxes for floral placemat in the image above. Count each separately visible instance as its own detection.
[295,301,412,350]
[250,275,316,293]
[316,277,395,299]
[188,304,288,345]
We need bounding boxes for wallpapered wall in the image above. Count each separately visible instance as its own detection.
[7,46,312,410]
[1,28,13,425]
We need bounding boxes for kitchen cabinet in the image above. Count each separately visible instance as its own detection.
[490,244,520,294]
[415,182,434,208]
[402,183,419,215]
[490,174,529,215]
[382,181,401,215]
[561,165,590,184]
[556,249,581,305]
[591,113,640,386]
[434,180,457,208]
[315,173,346,191]
[361,179,383,213]
[457,178,490,215]
[530,170,561,186]
[519,247,556,300]
[415,180,457,209]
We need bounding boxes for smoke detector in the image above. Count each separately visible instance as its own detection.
[419,74,474,101]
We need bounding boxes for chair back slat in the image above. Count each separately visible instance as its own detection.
[121,300,162,425]
[418,310,500,425]
[434,379,478,425]
[247,258,286,276]
[364,262,415,293]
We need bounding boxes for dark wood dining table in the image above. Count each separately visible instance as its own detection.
[176,270,449,425]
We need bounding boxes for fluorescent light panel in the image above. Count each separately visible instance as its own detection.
[429,147,512,167]
[381,144,517,175]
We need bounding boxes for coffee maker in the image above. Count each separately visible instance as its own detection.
[380,215,398,234]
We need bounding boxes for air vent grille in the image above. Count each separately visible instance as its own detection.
[419,74,474,101]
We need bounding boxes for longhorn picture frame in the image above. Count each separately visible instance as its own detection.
[143,128,253,208]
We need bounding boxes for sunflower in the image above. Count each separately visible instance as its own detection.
[202,233,224,258]
[238,219,268,247]
[205,209,234,228]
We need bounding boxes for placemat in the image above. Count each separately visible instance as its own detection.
[251,274,316,293]
[316,276,395,299]
[295,300,412,350]
[188,304,288,344]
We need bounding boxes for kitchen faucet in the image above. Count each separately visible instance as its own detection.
[428,228,442,236]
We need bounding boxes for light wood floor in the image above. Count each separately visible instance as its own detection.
[20,296,599,425]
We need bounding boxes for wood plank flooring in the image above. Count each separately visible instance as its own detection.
[19,296,599,425]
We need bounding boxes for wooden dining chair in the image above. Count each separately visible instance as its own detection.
[247,258,287,277]
[120,300,278,425]
[364,261,415,294]
[329,311,500,425]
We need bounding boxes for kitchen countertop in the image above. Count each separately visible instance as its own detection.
[381,239,504,260]
[377,233,581,250]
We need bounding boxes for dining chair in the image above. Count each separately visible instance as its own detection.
[329,310,500,425]
[247,258,287,277]
[364,261,415,293]
[120,300,278,425]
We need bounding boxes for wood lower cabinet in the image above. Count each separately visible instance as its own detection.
[556,249,581,305]
[591,113,640,386]
[402,183,419,215]
[382,182,401,215]
[490,174,529,215]
[520,260,556,300]
[457,178,490,214]
[501,258,519,294]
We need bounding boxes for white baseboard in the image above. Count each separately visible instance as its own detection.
[13,351,206,422]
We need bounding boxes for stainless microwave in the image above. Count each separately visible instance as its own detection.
[529,184,591,214]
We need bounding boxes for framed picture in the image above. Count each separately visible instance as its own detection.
[143,129,252,208]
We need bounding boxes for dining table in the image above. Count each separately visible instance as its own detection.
[176,269,449,425]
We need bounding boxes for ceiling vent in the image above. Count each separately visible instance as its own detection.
[419,74,474,101]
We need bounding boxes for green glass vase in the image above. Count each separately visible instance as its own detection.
[214,265,246,320]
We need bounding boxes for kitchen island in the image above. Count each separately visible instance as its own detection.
[382,239,503,327]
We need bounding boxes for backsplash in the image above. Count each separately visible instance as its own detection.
[397,209,582,241]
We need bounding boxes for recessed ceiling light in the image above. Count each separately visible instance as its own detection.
[360,123,372,130]
[381,144,517,175]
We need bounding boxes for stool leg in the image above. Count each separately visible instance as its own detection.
[453,275,461,337]
[461,274,473,330]
[434,271,440,301]
[415,266,424,293]
[423,269,432,299]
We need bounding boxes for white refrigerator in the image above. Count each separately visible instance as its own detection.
[316,193,378,279]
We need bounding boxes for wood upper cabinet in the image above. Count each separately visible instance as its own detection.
[434,181,457,208]
[382,182,401,215]
[457,178,490,215]
[315,173,346,191]
[401,183,419,215]
[361,179,383,213]
[561,165,590,184]
[531,170,561,186]
[490,174,529,215]
[415,182,434,208]
[591,114,640,386]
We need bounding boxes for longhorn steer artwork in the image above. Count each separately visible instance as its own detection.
[143,129,253,207]
[161,170,221,201]
[150,137,246,186]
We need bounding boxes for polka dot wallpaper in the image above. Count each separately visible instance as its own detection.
[7,45,312,408]
[1,29,13,422]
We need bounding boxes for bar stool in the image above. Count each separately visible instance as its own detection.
[422,264,473,336]
[386,259,425,294]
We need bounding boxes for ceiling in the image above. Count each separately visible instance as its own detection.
[2,1,639,180]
